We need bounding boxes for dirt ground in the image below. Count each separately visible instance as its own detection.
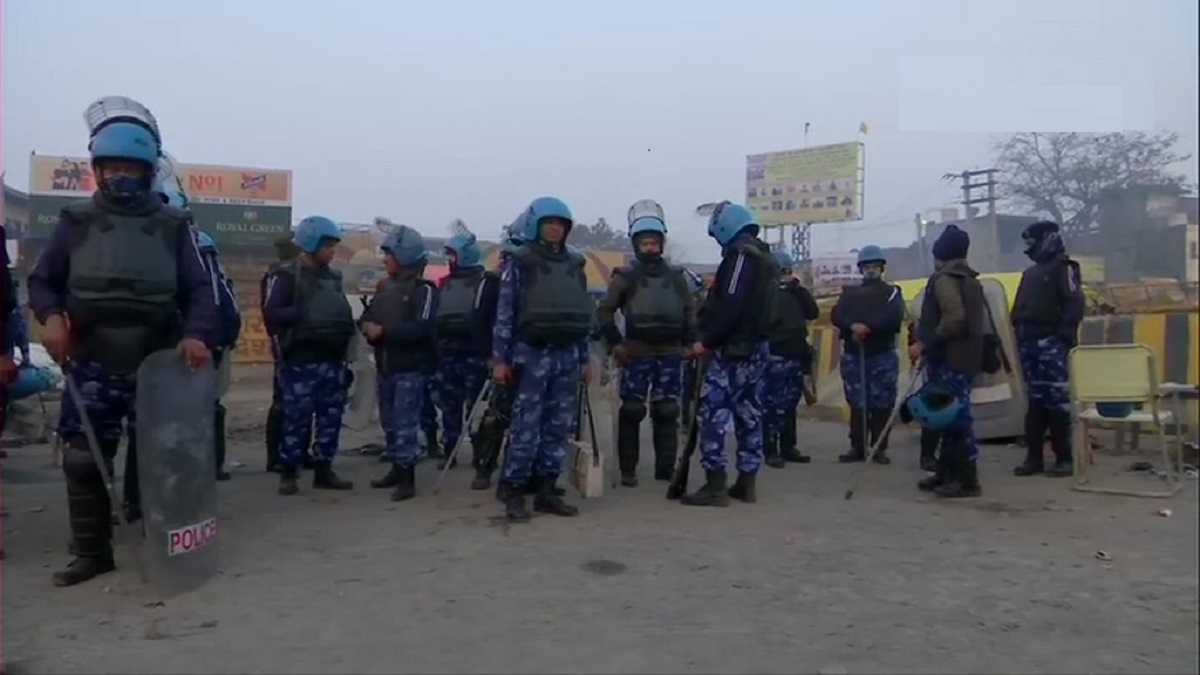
[2,366,1197,675]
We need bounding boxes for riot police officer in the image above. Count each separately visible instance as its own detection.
[362,226,439,500]
[830,245,905,464]
[28,121,217,586]
[262,216,356,495]
[596,200,695,486]
[261,236,302,473]
[491,197,591,522]
[763,250,820,467]
[909,225,985,498]
[1011,221,1084,478]
[680,202,779,507]
[432,231,496,471]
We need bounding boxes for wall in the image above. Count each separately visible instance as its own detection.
[804,312,1200,422]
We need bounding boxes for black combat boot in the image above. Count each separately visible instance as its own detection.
[214,404,231,481]
[312,462,354,490]
[522,475,565,496]
[649,401,679,482]
[868,409,892,465]
[935,443,982,499]
[617,402,643,487]
[534,475,579,517]
[55,440,117,587]
[779,413,811,463]
[499,482,531,523]
[1045,411,1074,478]
[919,428,940,472]
[278,465,300,495]
[728,472,758,503]
[371,465,401,489]
[390,466,417,502]
[302,455,318,471]
[1014,406,1048,476]
[679,469,731,507]
[838,408,867,463]
[265,404,283,473]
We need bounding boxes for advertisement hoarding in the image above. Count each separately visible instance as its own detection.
[812,253,862,289]
[745,142,864,227]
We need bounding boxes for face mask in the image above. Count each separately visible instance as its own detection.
[101,175,147,202]
[862,269,882,281]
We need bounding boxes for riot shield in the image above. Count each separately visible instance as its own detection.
[343,334,377,431]
[135,349,219,595]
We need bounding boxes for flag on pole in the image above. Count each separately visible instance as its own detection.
[858,122,870,136]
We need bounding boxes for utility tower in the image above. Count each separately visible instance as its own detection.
[949,169,1000,271]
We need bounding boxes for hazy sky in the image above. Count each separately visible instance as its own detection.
[3,0,1197,262]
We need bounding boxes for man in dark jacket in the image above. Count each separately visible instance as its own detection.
[909,225,986,498]
[763,250,820,467]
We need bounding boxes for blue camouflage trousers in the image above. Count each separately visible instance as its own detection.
[377,373,397,458]
[763,354,804,444]
[279,361,347,465]
[501,343,581,485]
[699,345,768,473]
[840,349,899,410]
[382,372,428,468]
[619,354,683,402]
[926,363,980,461]
[58,360,136,446]
[435,355,489,453]
[1017,336,1071,414]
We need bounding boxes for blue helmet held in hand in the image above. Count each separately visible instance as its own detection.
[294,216,341,254]
[445,233,482,268]
[382,224,428,267]
[905,381,964,431]
[524,196,573,242]
[706,201,758,247]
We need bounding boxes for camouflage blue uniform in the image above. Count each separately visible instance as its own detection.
[376,374,397,458]
[698,344,769,473]
[1016,337,1071,414]
[494,260,588,487]
[58,361,137,443]
[421,381,438,453]
[435,356,488,454]
[839,350,900,410]
[381,373,428,467]
[620,355,683,403]
[763,354,804,449]
[278,362,348,465]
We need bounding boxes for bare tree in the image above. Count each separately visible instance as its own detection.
[991,131,1192,243]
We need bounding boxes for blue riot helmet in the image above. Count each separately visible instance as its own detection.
[382,224,428,267]
[194,231,218,254]
[445,233,482,268]
[294,215,342,254]
[706,201,758,247]
[905,381,963,431]
[84,95,163,149]
[773,250,795,272]
[89,121,159,202]
[524,196,573,242]
[629,216,667,250]
[856,245,886,266]
[627,199,666,229]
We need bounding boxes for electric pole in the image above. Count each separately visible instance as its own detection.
[948,169,1000,271]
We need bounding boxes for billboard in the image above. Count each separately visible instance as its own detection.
[27,155,292,245]
[745,142,864,226]
[812,254,862,288]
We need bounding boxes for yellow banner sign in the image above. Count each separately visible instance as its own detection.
[745,142,863,226]
[29,155,291,206]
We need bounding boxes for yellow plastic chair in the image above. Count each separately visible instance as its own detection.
[1068,344,1183,497]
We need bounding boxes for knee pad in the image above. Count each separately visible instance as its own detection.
[619,399,647,423]
[650,399,680,422]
